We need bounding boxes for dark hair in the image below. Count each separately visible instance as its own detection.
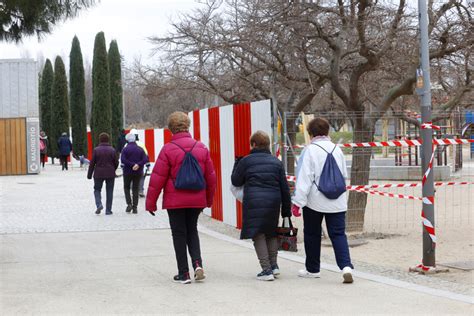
[99,132,110,143]
[307,118,330,137]
[250,130,270,150]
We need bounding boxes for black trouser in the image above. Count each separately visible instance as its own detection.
[40,153,47,168]
[167,208,203,274]
[94,178,115,213]
[59,155,69,170]
[123,174,141,208]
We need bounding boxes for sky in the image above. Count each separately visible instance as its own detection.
[0,0,203,67]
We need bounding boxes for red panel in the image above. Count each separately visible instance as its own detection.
[145,129,155,162]
[233,102,252,229]
[87,132,93,161]
[193,110,201,141]
[164,129,172,144]
[208,107,223,221]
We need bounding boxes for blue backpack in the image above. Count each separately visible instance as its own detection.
[172,142,206,190]
[312,143,346,199]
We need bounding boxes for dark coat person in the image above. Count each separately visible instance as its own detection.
[116,129,127,154]
[87,133,119,215]
[231,143,291,239]
[231,130,291,281]
[121,133,149,213]
[57,132,72,171]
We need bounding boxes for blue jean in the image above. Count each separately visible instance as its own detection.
[303,207,353,273]
[94,178,115,213]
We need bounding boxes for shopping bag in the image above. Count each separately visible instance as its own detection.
[277,217,298,252]
[230,185,244,202]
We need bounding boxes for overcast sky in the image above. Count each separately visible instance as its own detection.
[0,0,202,67]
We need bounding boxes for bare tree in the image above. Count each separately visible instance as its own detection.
[140,0,472,230]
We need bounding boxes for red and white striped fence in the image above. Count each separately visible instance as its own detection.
[87,100,273,229]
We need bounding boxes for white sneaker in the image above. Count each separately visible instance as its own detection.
[298,269,321,278]
[194,267,206,281]
[257,270,275,281]
[342,267,354,283]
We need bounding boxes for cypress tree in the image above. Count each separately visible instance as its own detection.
[51,56,70,158]
[108,40,123,148]
[69,36,88,156]
[40,59,54,157]
[90,31,112,147]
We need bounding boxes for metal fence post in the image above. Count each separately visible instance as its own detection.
[271,90,279,155]
[283,112,288,174]
[418,0,436,267]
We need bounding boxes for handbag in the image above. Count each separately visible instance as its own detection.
[277,217,298,252]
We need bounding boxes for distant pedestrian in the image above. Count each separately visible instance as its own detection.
[57,132,72,171]
[231,131,291,281]
[87,133,119,215]
[291,118,354,283]
[128,129,149,197]
[116,129,127,155]
[146,112,217,284]
[121,133,148,214]
[39,131,48,169]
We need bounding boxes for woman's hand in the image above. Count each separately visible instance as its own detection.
[132,164,139,171]
[291,204,301,217]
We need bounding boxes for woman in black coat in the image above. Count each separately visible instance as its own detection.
[231,130,291,281]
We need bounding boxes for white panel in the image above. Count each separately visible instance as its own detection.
[18,61,28,117]
[199,109,211,216]
[219,105,236,226]
[188,111,194,138]
[154,128,164,161]
[137,129,145,144]
[199,108,209,148]
[250,99,272,136]
[9,62,19,118]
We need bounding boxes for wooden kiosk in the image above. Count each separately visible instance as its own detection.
[0,59,40,176]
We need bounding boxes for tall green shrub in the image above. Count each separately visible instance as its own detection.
[51,56,69,157]
[90,31,112,147]
[108,39,123,148]
[69,35,88,156]
[40,59,54,156]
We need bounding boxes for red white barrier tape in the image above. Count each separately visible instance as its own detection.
[287,177,474,189]
[421,210,436,243]
[422,145,436,186]
[289,138,474,149]
[347,181,474,190]
[352,188,422,201]
[411,263,437,273]
[421,122,441,130]
[422,196,434,205]
[421,144,436,244]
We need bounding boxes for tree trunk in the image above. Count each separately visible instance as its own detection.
[346,116,375,232]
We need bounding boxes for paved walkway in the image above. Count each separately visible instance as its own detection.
[1,165,473,314]
[0,165,168,234]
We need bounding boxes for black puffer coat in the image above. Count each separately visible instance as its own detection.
[231,148,291,239]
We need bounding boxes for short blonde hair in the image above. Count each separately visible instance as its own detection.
[167,111,191,134]
[250,130,270,150]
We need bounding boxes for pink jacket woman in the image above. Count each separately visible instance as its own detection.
[145,111,216,284]
[145,132,216,211]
